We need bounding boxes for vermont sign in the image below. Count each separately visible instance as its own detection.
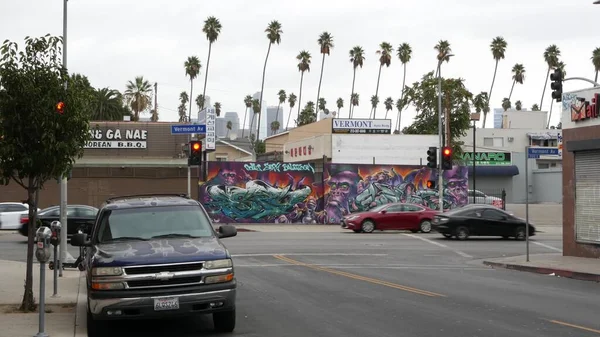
[461,152,511,165]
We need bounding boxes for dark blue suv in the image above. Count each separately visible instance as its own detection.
[70,194,238,337]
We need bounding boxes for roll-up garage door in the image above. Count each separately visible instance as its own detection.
[575,150,600,243]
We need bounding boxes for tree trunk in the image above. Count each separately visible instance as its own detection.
[595,70,598,83]
[316,53,326,120]
[249,113,256,137]
[373,64,383,118]
[547,99,555,129]
[297,72,305,126]
[256,42,272,142]
[349,67,357,118]
[540,67,551,109]
[483,60,499,128]
[396,63,407,132]
[286,106,293,130]
[201,43,213,114]
[508,80,516,101]
[241,107,248,138]
[20,179,38,312]
[275,103,280,123]
[188,79,193,122]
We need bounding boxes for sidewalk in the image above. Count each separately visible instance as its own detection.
[0,259,83,337]
[483,253,600,282]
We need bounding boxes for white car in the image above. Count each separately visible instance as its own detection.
[0,202,32,230]
[467,190,504,208]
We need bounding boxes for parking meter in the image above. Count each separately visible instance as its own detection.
[35,227,52,263]
[50,221,61,246]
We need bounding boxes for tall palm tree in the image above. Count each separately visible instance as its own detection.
[531,104,540,111]
[93,88,125,121]
[434,40,452,76]
[394,98,404,133]
[124,76,153,121]
[286,93,297,130]
[372,42,393,118]
[396,42,412,130]
[351,93,359,117]
[501,98,511,111]
[349,46,365,118]
[178,91,189,122]
[547,61,566,128]
[250,99,260,138]
[383,97,393,119]
[256,20,283,141]
[226,120,232,137]
[316,31,334,119]
[318,98,327,115]
[508,63,525,101]
[270,120,280,136]
[540,45,561,109]
[592,47,600,83]
[184,56,201,122]
[482,36,508,128]
[195,95,205,116]
[214,102,221,117]
[515,100,522,111]
[276,89,286,124]
[370,95,379,117]
[200,16,222,116]
[336,98,344,117]
[242,95,252,138]
[295,50,312,124]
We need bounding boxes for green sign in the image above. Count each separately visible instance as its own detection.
[461,152,511,165]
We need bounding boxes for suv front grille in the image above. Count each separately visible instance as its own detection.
[124,262,203,275]
[127,276,203,288]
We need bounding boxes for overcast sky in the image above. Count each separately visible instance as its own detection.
[2,0,599,129]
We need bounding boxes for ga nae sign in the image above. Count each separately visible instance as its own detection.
[85,129,148,149]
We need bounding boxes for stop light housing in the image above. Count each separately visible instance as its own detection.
[441,146,452,170]
[426,146,437,169]
[550,68,563,102]
[188,141,202,166]
[426,180,436,189]
[55,101,65,114]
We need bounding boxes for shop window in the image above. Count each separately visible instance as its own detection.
[537,163,550,169]
[216,156,228,162]
[483,137,503,147]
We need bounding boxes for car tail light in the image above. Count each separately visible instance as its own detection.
[20,215,29,224]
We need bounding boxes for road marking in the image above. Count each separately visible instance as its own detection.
[273,255,446,298]
[403,234,473,258]
[232,253,387,257]
[532,241,562,252]
[546,319,600,334]
[235,264,490,270]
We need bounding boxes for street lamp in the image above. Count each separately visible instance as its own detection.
[437,53,454,211]
[470,113,481,204]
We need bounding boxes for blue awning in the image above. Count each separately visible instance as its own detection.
[467,165,519,177]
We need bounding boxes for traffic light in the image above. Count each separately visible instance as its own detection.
[441,146,453,170]
[55,101,65,114]
[426,180,436,189]
[188,141,202,166]
[550,68,563,102]
[426,146,437,169]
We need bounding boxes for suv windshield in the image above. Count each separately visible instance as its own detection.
[95,205,214,243]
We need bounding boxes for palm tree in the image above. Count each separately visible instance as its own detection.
[318,98,327,115]
[383,97,393,119]
[547,61,566,128]
[195,95,205,113]
[92,88,126,121]
[592,47,600,83]
[515,100,523,111]
[250,99,260,138]
[508,63,525,101]
[394,98,404,133]
[483,36,508,128]
[540,45,561,109]
[396,42,412,130]
[150,108,159,122]
[370,95,379,117]
[531,104,540,111]
[336,98,344,117]
[501,98,511,111]
[275,89,286,124]
[184,56,201,122]
[286,93,297,130]
[295,50,311,124]
[199,16,222,115]
[473,92,487,114]
[270,120,280,136]
[349,46,365,118]
[372,42,393,118]
[226,120,232,137]
[242,95,252,138]
[214,102,221,117]
[316,31,334,119]
[178,91,189,122]
[351,93,359,117]
[124,76,153,121]
[434,40,452,76]
[256,20,283,142]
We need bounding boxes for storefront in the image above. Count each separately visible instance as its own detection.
[561,88,600,258]
[461,151,518,202]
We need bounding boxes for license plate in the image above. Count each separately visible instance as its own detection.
[153,297,179,311]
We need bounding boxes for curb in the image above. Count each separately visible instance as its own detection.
[74,272,86,337]
[483,261,600,282]
[235,228,257,232]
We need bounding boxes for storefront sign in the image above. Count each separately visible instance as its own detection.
[461,152,511,165]
[86,129,147,149]
[332,118,391,134]
[205,108,216,151]
[568,92,599,122]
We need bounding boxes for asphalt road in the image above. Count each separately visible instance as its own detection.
[2,229,599,337]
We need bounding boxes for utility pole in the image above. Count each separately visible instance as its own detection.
[58,0,68,277]
[154,82,157,118]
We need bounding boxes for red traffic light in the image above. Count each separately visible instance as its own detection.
[55,101,65,114]
[426,180,435,189]
[443,147,452,156]
[190,141,202,152]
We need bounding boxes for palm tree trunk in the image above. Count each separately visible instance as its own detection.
[275,103,281,123]
[337,107,340,117]
[188,79,193,122]
[137,98,141,121]
[540,67,551,108]
[483,60,499,128]
[226,129,229,137]
[249,114,256,137]
[595,70,598,83]
[396,63,407,131]
[242,107,248,138]
[297,72,305,125]
[256,42,272,142]
[316,53,326,120]
[373,64,383,118]
[547,99,554,129]
[286,106,293,130]
[201,43,213,113]
[349,68,357,118]
[508,80,516,101]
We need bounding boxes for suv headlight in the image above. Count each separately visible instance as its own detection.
[92,267,123,276]
[204,259,233,269]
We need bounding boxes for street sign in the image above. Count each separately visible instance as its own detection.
[171,124,206,135]
[527,147,559,159]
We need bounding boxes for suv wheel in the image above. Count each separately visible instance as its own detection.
[86,309,108,337]
[213,308,236,332]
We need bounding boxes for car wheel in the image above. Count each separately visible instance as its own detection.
[455,226,469,240]
[515,226,526,241]
[442,233,453,238]
[86,308,108,337]
[419,220,432,233]
[213,308,236,332]
[352,229,362,233]
[361,220,375,233]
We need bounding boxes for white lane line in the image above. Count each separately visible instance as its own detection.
[532,241,562,252]
[403,234,473,258]
[235,264,489,270]
[231,253,387,257]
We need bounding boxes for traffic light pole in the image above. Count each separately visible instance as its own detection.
[437,62,444,212]
[58,0,69,277]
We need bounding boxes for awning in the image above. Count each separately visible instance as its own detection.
[467,165,519,177]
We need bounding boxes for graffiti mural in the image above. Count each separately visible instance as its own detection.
[200,162,320,224]
[321,164,468,224]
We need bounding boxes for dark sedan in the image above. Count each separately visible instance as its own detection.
[19,205,98,237]
[431,204,536,240]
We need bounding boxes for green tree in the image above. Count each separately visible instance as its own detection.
[531,104,540,111]
[200,16,222,115]
[178,91,189,122]
[336,97,344,117]
[270,120,280,135]
[214,102,221,117]
[508,63,525,101]
[276,89,286,124]
[285,92,297,130]
[515,100,522,111]
[91,88,130,121]
[250,98,260,136]
[502,97,511,111]
[396,42,412,130]
[295,50,311,124]
[318,97,327,114]
[257,20,282,142]
[184,56,201,122]
[400,72,472,158]
[540,45,561,109]
[484,36,507,128]
[195,94,205,117]
[316,32,334,116]
[372,42,393,118]
[124,76,153,121]
[349,46,365,118]
[434,40,452,76]
[473,92,489,115]
[297,101,317,126]
[592,47,600,83]
[383,97,393,119]
[0,35,91,311]
[226,120,232,137]
[351,93,359,116]
[370,95,379,116]
[242,95,252,138]
[254,139,266,155]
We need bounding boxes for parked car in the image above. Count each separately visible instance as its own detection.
[19,205,98,237]
[70,193,238,337]
[431,204,536,240]
[467,190,504,208]
[341,202,439,233]
[0,202,39,230]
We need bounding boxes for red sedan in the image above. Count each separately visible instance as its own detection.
[341,203,439,233]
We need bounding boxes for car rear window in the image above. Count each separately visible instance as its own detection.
[95,205,214,243]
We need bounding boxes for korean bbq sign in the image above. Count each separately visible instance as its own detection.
[86,129,148,149]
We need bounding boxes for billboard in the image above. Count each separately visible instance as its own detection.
[332,118,391,134]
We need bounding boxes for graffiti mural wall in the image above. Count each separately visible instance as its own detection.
[200,161,468,224]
